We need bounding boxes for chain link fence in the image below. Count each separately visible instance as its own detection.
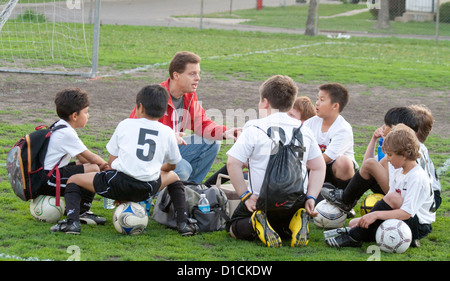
[304,0,449,41]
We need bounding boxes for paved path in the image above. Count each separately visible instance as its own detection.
[11,0,448,40]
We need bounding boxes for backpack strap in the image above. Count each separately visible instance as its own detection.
[290,124,306,157]
[44,124,67,207]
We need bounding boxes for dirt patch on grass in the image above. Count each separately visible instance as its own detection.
[1,69,449,139]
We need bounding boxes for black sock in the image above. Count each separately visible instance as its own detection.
[167,181,188,224]
[342,171,372,204]
[80,189,95,214]
[335,178,351,190]
[64,183,82,224]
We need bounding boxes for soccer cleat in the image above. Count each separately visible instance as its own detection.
[289,208,309,247]
[177,218,199,236]
[79,211,107,225]
[251,210,282,248]
[325,232,362,248]
[323,227,351,239]
[320,188,355,213]
[50,219,81,235]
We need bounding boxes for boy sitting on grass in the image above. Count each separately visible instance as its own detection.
[325,124,435,248]
[303,83,357,190]
[226,75,325,247]
[50,85,199,236]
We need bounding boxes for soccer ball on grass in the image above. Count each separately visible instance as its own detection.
[376,219,412,254]
[112,202,148,235]
[360,193,384,215]
[313,200,347,229]
[29,195,65,223]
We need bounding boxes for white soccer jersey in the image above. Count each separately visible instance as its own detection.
[44,119,87,170]
[106,118,181,182]
[303,115,357,166]
[418,143,441,193]
[227,112,322,195]
[388,165,435,225]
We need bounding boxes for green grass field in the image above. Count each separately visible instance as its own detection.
[0,7,449,262]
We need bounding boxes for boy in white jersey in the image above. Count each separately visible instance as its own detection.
[50,85,199,236]
[40,88,109,225]
[408,104,441,211]
[226,75,325,247]
[303,83,357,190]
[321,106,419,212]
[326,124,435,248]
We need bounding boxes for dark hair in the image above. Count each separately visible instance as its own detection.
[168,51,201,79]
[136,85,169,118]
[54,88,90,121]
[384,107,419,132]
[318,83,349,112]
[259,75,298,112]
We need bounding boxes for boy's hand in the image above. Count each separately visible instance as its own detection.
[99,162,110,171]
[358,212,378,229]
[305,199,318,217]
[245,194,258,212]
[373,127,384,139]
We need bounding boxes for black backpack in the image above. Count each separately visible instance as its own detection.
[252,125,306,212]
[6,124,66,206]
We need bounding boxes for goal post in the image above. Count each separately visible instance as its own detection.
[0,0,100,78]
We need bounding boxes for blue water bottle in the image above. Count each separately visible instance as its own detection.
[377,137,385,161]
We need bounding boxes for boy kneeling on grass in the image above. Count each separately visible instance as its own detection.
[50,85,199,236]
[325,124,435,248]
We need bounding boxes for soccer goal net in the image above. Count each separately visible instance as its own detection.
[0,0,99,77]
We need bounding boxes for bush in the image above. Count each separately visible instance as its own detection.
[16,9,46,23]
[370,0,406,20]
[439,2,450,23]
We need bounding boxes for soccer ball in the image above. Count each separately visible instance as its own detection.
[376,219,412,254]
[112,202,148,235]
[29,195,65,223]
[313,200,347,229]
[360,193,384,215]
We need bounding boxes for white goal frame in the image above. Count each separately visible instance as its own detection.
[0,0,100,78]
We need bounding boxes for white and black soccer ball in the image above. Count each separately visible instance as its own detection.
[29,195,65,223]
[376,219,412,254]
[112,202,148,235]
[313,200,347,229]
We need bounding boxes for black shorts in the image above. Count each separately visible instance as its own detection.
[39,162,85,196]
[325,159,357,186]
[93,170,161,202]
[351,199,432,241]
[227,197,306,239]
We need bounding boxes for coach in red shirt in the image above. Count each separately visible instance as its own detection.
[130,51,240,183]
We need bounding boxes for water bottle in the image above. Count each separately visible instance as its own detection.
[139,198,152,216]
[198,194,210,213]
[377,137,385,161]
[103,197,115,209]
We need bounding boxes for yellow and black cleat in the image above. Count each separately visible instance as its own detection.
[289,208,309,247]
[251,210,282,248]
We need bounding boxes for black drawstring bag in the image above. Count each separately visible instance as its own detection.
[252,125,306,212]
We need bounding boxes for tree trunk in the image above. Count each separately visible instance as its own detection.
[375,0,390,29]
[305,0,318,36]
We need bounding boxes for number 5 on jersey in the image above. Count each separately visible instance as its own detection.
[136,128,158,161]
